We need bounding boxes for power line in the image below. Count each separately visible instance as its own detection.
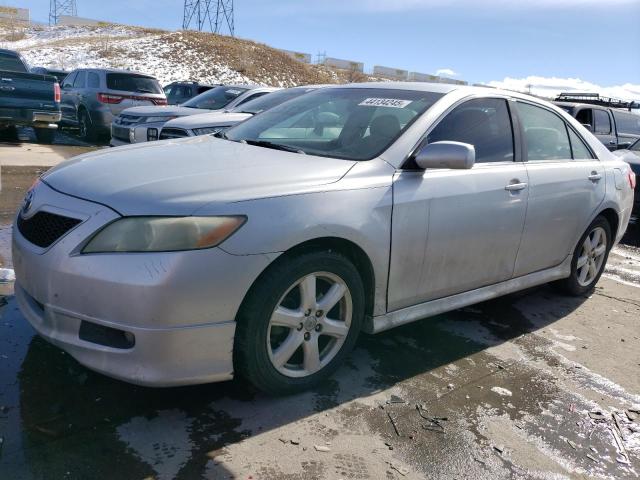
[49,0,77,26]
[183,0,234,36]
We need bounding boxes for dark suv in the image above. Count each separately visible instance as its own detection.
[60,68,166,141]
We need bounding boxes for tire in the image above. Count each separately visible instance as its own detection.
[557,216,612,296]
[77,109,96,142]
[34,127,56,144]
[0,126,18,142]
[234,250,365,395]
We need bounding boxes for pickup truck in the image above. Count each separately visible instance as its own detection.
[0,49,61,144]
[554,98,640,151]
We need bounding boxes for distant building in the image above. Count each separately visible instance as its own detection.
[373,65,409,80]
[407,72,440,82]
[58,15,111,26]
[0,5,29,22]
[279,49,312,64]
[323,57,364,73]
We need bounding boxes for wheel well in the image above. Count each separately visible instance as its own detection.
[253,237,376,317]
[598,208,619,240]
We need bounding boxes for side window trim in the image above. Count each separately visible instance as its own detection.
[566,124,597,161]
[402,94,521,169]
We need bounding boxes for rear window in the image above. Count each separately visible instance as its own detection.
[0,52,28,73]
[612,111,640,135]
[106,73,162,94]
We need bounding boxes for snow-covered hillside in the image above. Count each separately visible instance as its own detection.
[0,23,368,87]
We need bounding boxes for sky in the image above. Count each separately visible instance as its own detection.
[16,0,640,99]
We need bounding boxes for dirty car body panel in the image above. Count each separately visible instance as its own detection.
[12,82,634,387]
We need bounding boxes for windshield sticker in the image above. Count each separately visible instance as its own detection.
[226,89,243,95]
[359,98,412,108]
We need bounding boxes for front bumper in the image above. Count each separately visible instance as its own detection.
[12,182,276,386]
[110,121,166,146]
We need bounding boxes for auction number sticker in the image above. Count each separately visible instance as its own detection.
[359,98,412,108]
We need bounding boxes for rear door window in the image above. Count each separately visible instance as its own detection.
[106,73,162,94]
[612,111,640,135]
[427,98,515,163]
[593,110,611,134]
[87,72,100,88]
[515,102,571,161]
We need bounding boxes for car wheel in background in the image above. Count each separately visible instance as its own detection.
[78,110,96,142]
[34,128,56,144]
[557,216,612,296]
[0,126,18,142]
[234,251,365,395]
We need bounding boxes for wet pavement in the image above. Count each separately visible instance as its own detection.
[0,166,639,479]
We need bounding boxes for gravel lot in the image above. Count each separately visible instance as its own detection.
[0,140,638,479]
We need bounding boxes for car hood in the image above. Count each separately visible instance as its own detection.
[121,105,212,118]
[165,111,252,129]
[43,136,356,216]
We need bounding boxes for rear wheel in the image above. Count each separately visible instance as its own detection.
[34,127,56,144]
[557,216,611,295]
[234,251,365,395]
[77,110,96,142]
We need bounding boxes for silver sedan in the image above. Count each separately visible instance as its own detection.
[12,83,635,394]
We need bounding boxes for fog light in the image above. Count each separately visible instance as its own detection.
[147,128,159,141]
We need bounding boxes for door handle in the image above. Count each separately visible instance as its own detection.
[588,172,602,182]
[505,182,527,191]
[609,141,616,145]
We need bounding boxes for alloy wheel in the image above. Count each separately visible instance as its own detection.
[576,226,607,287]
[267,271,352,378]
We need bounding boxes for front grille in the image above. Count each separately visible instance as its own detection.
[116,115,144,126]
[17,211,82,248]
[112,125,131,142]
[159,128,189,140]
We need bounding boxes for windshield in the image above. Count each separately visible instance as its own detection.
[225,88,443,160]
[232,87,317,114]
[183,86,249,110]
[106,73,162,94]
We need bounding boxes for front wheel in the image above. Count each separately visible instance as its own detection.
[234,251,365,395]
[557,216,612,296]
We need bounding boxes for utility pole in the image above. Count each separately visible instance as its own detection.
[183,0,234,36]
[49,0,77,26]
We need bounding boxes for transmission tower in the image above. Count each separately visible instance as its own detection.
[183,0,234,36]
[49,0,77,25]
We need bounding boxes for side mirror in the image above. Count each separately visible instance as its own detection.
[414,141,475,170]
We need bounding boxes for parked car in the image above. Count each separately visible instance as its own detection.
[554,99,640,151]
[163,81,218,105]
[110,85,278,146]
[60,68,166,141]
[30,67,69,85]
[0,49,61,144]
[160,85,324,140]
[613,138,640,209]
[13,83,634,395]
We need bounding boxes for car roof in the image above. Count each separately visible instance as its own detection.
[72,67,157,77]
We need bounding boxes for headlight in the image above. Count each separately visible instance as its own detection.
[193,126,230,136]
[145,116,176,123]
[82,216,246,253]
